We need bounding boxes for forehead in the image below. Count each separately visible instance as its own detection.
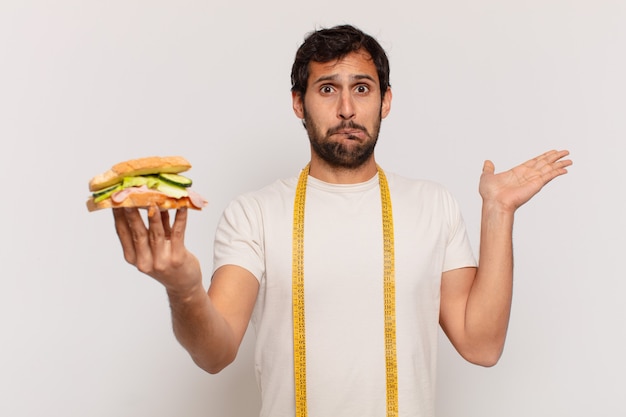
[307,50,379,85]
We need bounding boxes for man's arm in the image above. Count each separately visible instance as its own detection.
[113,207,259,374]
[439,150,572,367]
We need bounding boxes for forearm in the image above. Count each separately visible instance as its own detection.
[167,284,239,374]
[465,202,515,361]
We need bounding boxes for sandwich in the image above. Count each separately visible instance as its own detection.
[86,156,208,212]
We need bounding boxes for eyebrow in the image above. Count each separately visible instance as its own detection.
[312,73,377,85]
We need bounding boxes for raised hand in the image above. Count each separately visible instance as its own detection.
[479,150,572,212]
[112,207,202,295]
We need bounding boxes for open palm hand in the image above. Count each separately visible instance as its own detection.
[479,150,572,212]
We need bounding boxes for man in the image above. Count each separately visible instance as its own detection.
[113,25,571,417]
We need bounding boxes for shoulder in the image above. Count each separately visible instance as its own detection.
[222,175,299,217]
[385,171,452,198]
[384,171,463,218]
[236,176,297,203]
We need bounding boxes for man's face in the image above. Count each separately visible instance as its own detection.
[292,50,392,169]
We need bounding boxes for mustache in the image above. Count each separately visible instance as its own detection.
[327,121,368,136]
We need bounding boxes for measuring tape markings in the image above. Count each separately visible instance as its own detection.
[292,165,398,417]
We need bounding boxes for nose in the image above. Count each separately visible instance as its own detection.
[338,91,355,120]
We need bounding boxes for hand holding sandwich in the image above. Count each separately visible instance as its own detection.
[88,156,207,292]
[113,206,202,295]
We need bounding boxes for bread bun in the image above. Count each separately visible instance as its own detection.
[86,190,199,212]
[89,156,191,192]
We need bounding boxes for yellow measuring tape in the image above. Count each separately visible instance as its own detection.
[292,164,398,417]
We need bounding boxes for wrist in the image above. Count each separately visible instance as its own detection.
[166,281,207,305]
[481,198,517,216]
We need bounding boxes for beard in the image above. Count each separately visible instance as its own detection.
[303,107,382,170]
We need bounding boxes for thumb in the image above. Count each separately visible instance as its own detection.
[482,159,495,174]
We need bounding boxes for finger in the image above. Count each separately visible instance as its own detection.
[537,151,572,185]
[552,150,573,171]
[541,150,572,171]
[552,149,570,160]
[170,208,189,261]
[160,209,172,239]
[161,207,187,265]
[527,150,554,169]
[482,160,495,174]
[124,207,153,271]
[546,159,572,180]
[147,204,167,254]
[526,151,569,177]
[537,149,570,165]
[113,208,137,265]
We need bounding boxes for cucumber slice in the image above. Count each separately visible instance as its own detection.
[121,175,159,189]
[158,173,192,187]
[92,183,122,203]
[155,181,189,199]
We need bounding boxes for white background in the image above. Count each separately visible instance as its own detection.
[1,1,625,416]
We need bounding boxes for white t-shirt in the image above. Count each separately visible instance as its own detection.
[213,171,477,417]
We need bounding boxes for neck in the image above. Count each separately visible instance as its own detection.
[307,155,378,184]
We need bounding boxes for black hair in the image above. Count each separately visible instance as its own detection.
[290,24,391,99]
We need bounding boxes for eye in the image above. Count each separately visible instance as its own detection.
[320,85,335,94]
[355,84,370,94]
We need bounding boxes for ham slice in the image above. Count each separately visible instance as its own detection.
[111,185,151,203]
[187,189,208,209]
[111,185,208,209]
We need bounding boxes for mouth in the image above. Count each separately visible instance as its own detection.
[330,127,367,140]
[336,129,362,135]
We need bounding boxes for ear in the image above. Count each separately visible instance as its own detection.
[292,91,305,119]
[381,87,392,119]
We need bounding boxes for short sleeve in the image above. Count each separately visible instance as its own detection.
[212,196,265,282]
[442,191,477,272]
